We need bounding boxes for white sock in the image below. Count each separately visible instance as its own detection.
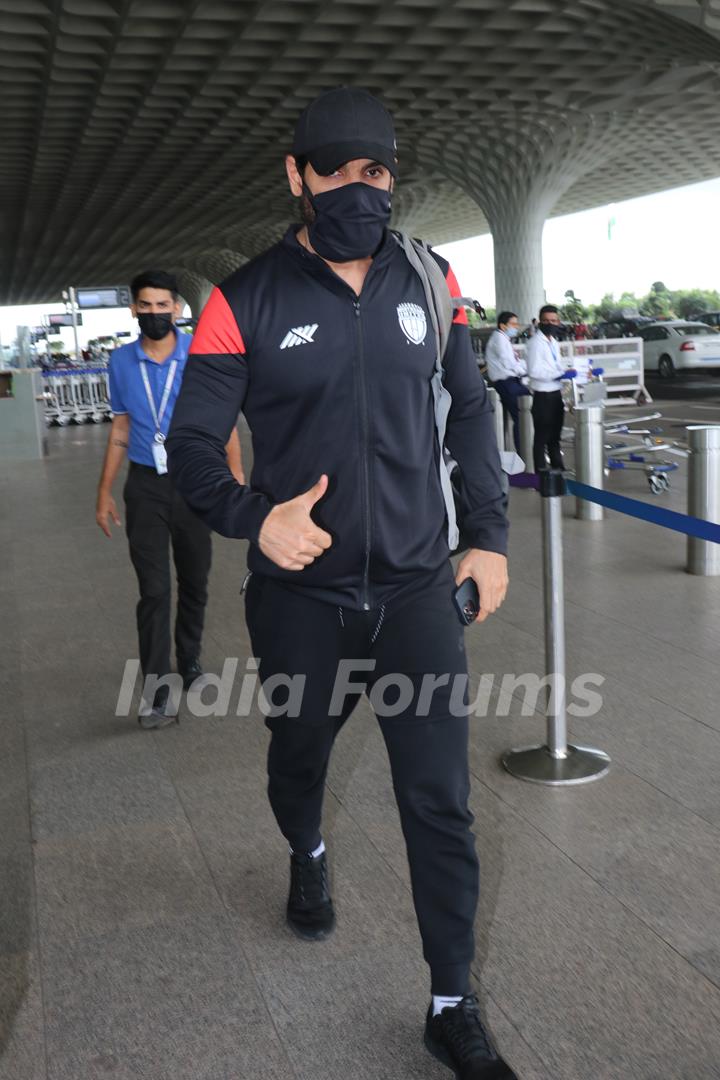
[290,840,325,859]
[432,995,462,1017]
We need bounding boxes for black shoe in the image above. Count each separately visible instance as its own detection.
[138,686,179,730]
[286,850,335,941]
[179,658,205,691]
[424,994,517,1079]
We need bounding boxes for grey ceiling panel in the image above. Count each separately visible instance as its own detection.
[1,0,719,300]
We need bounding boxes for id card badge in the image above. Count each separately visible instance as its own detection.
[152,433,168,475]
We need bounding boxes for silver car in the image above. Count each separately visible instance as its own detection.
[638,320,720,378]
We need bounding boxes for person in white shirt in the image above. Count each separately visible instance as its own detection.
[484,311,530,452]
[525,304,572,472]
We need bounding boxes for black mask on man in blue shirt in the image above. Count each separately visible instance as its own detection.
[138,312,174,341]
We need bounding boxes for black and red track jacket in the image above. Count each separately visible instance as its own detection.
[167,225,508,610]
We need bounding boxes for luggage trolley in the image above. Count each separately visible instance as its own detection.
[606,455,677,494]
[605,436,680,494]
[602,413,686,494]
[68,368,104,423]
[43,366,111,425]
[86,367,112,421]
[43,370,74,425]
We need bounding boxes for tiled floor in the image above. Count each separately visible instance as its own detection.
[2,402,720,1079]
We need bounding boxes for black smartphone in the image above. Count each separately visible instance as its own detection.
[453,577,480,626]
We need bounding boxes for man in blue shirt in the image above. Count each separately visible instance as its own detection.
[96,269,243,728]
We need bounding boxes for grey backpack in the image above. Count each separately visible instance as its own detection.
[393,231,518,552]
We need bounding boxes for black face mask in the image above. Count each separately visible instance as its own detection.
[541,323,564,340]
[304,181,392,262]
[138,312,174,341]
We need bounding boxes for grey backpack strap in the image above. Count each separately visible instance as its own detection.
[394,231,459,550]
[394,232,453,360]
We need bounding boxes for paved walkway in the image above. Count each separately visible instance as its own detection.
[2,407,720,1079]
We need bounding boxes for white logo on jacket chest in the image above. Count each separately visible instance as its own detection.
[397,303,427,346]
[280,324,318,349]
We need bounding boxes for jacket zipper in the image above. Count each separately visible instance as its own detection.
[354,298,372,611]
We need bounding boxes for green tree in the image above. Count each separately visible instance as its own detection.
[594,293,617,321]
[671,288,720,320]
[639,280,675,319]
[639,291,675,319]
[560,289,588,323]
[617,291,640,313]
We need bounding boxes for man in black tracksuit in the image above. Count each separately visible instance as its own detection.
[167,87,516,1079]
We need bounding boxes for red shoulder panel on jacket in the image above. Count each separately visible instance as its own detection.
[189,287,246,355]
[445,265,468,326]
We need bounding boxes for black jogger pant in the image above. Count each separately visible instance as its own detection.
[531,388,565,472]
[124,462,212,680]
[244,561,479,997]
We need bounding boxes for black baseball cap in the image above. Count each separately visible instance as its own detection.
[292,86,398,178]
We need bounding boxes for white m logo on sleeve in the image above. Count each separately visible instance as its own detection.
[280,324,319,349]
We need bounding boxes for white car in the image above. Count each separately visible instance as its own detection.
[638,320,720,378]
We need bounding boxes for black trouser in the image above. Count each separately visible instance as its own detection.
[124,462,212,680]
[531,389,565,472]
[493,376,531,451]
[245,561,479,997]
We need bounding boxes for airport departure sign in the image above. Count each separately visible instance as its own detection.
[76,286,131,309]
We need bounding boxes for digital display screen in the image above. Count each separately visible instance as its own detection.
[76,286,130,309]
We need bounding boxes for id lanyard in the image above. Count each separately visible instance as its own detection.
[140,358,177,473]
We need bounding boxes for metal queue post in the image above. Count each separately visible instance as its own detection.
[687,426,720,576]
[571,422,720,577]
[500,399,720,781]
[502,469,611,785]
[501,423,720,781]
[518,395,534,474]
[574,404,605,521]
[487,386,506,453]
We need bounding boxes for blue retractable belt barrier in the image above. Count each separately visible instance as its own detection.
[567,479,720,544]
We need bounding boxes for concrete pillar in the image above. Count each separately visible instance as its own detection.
[416,116,610,324]
[489,203,547,324]
[462,175,562,324]
[174,270,213,319]
[174,251,248,319]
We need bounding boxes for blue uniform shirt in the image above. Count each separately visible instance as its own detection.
[109,328,192,466]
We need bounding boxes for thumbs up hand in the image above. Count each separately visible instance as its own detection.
[258,475,333,570]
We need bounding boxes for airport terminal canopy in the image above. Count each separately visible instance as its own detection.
[2,0,720,319]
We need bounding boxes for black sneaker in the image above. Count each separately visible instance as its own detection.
[179,658,206,691]
[286,850,335,941]
[424,994,517,1079]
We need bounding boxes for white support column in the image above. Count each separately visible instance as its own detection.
[175,251,248,319]
[175,270,213,319]
[490,205,547,324]
[418,116,610,327]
